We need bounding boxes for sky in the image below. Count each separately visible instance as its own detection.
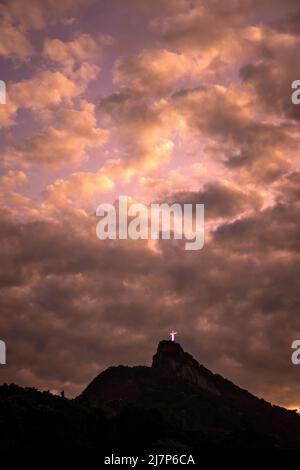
[1,0,300,409]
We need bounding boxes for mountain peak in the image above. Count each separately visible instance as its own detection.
[152,340,184,360]
[152,340,188,370]
[152,340,220,393]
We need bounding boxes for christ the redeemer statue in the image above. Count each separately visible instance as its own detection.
[169,330,177,341]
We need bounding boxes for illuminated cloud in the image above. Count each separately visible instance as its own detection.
[43,170,114,211]
[9,70,91,110]
[0,96,18,127]
[113,48,192,94]
[44,33,112,72]
[5,101,108,170]
[99,90,176,174]
[0,22,32,58]
[0,170,27,189]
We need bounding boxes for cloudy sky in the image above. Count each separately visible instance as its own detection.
[1,0,300,408]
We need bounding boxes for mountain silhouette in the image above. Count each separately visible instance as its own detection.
[1,340,300,451]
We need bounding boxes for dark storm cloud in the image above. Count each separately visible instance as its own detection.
[171,181,262,219]
[240,59,300,121]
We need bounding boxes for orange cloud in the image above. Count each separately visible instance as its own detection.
[44,33,112,72]
[0,171,27,189]
[5,101,108,170]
